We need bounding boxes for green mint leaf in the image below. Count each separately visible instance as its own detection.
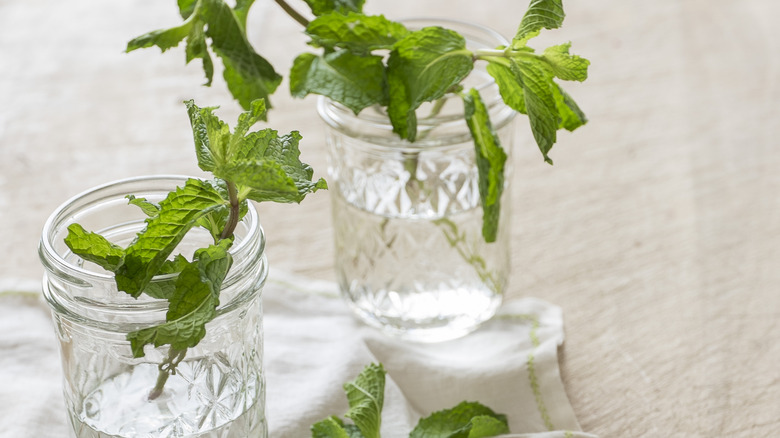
[552,82,587,131]
[467,416,510,438]
[126,241,232,357]
[463,89,507,243]
[185,100,230,172]
[129,0,280,101]
[142,255,190,300]
[488,49,588,158]
[343,363,385,438]
[305,13,408,54]
[343,425,365,438]
[513,58,559,164]
[185,99,266,170]
[185,99,266,173]
[200,0,282,110]
[166,240,232,320]
[311,416,352,438]
[231,127,276,162]
[486,60,526,114]
[222,130,328,203]
[512,0,565,49]
[160,255,191,275]
[126,21,193,53]
[185,19,215,86]
[303,0,365,16]
[233,0,255,30]
[64,224,125,272]
[126,195,161,216]
[115,178,228,297]
[230,98,268,152]
[184,99,325,204]
[290,51,387,114]
[178,0,198,19]
[387,27,473,141]
[410,401,508,438]
[541,42,589,82]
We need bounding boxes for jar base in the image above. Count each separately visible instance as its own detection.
[343,286,502,343]
[68,360,266,438]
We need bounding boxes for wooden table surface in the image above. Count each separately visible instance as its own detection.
[1,0,778,436]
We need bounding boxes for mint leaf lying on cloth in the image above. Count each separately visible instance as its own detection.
[311,363,509,438]
[312,363,385,438]
[410,401,509,438]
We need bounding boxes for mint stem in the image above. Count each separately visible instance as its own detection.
[425,98,447,120]
[221,181,240,240]
[148,369,170,401]
[274,0,309,27]
[473,48,538,63]
[148,348,187,400]
[149,180,238,400]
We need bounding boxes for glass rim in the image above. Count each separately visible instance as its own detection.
[39,174,262,285]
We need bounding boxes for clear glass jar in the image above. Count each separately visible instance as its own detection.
[38,175,268,438]
[320,19,517,342]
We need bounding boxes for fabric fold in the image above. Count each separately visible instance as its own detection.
[0,272,594,438]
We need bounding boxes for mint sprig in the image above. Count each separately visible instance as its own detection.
[185,99,328,203]
[64,99,325,398]
[126,0,282,111]
[482,0,590,164]
[312,363,510,438]
[127,0,590,243]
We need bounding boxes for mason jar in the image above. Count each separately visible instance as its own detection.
[39,175,268,438]
[320,19,517,342]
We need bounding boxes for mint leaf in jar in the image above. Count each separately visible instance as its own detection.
[463,88,508,243]
[386,27,474,141]
[290,51,388,114]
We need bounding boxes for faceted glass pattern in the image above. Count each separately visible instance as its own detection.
[321,22,517,341]
[40,176,268,438]
[328,131,513,342]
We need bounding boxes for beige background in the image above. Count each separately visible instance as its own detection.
[1,0,778,436]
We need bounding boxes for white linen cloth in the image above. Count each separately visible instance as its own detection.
[0,274,595,438]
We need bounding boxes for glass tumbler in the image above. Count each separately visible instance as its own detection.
[320,20,517,342]
[39,175,268,438]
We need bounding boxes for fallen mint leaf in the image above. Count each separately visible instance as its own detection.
[410,401,508,438]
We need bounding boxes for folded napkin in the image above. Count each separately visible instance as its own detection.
[0,274,595,438]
